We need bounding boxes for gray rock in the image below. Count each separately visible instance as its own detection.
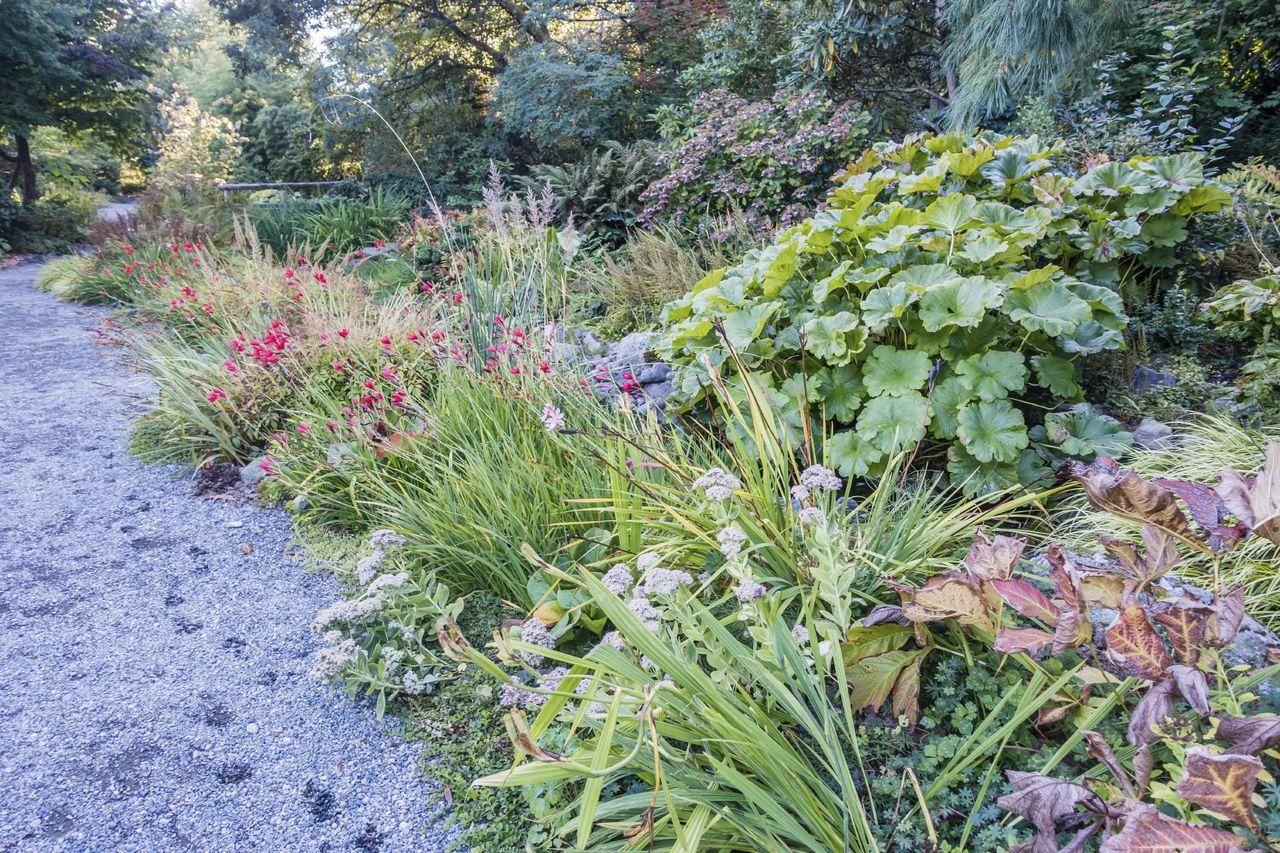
[608,332,651,371]
[639,362,673,385]
[642,380,676,409]
[552,342,582,363]
[574,329,608,357]
[353,242,399,259]
[240,457,270,487]
[1132,364,1178,393]
[1132,418,1174,452]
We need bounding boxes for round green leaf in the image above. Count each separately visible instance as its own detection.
[947,445,1019,498]
[929,375,972,440]
[1030,354,1082,399]
[955,350,1027,401]
[956,399,1028,462]
[1003,281,1091,337]
[918,276,1001,332]
[862,346,932,397]
[858,392,929,455]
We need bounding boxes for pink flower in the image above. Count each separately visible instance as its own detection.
[284,268,296,279]
[207,388,227,403]
[332,361,345,372]
[297,423,311,435]
[338,329,349,338]
[223,359,237,373]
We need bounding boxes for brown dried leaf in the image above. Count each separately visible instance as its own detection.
[1215,442,1280,545]
[997,770,1100,841]
[1216,714,1280,756]
[963,529,1027,580]
[996,627,1056,656]
[1100,803,1249,852]
[1075,459,1197,542]
[886,573,994,631]
[1083,730,1134,797]
[1105,605,1173,681]
[504,710,566,762]
[1046,545,1081,609]
[1078,573,1125,609]
[1134,744,1155,795]
[1128,679,1178,747]
[1153,598,1212,665]
[1052,608,1092,656]
[1100,525,1180,585]
[1209,586,1246,648]
[1176,747,1264,831]
[1169,664,1211,716]
[862,603,911,627]
[847,650,926,716]
[890,653,924,726]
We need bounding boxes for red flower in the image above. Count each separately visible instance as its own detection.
[338,328,349,338]
[207,387,227,403]
[539,362,551,373]
[284,268,296,279]
[297,423,311,435]
[123,245,135,255]
[332,361,345,372]
[223,359,238,373]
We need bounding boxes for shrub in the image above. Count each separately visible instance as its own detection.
[659,132,1232,495]
[247,188,411,257]
[640,88,872,236]
[520,141,662,244]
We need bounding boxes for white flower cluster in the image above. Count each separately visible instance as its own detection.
[366,572,410,594]
[797,506,825,526]
[639,567,693,597]
[540,403,565,432]
[733,580,766,602]
[518,618,557,667]
[312,594,386,633]
[627,594,663,631]
[799,465,842,492]
[716,525,747,560]
[692,467,741,502]
[636,552,660,572]
[602,563,633,595]
[401,669,429,695]
[499,666,570,709]
[311,632,359,680]
[356,528,407,584]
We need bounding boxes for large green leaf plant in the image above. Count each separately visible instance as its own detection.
[660,132,1232,495]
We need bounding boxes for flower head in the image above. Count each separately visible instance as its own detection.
[716,525,747,560]
[517,618,556,667]
[540,404,565,432]
[733,580,766,602]
[640,567,693,597]
[601,563,633,596]
[799,465,842,492]
[692,467,741,501]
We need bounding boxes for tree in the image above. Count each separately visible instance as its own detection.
[0,0,163,202]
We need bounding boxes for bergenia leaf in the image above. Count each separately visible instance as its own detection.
[1168,664,1211,716]
[1128,679,1178,746]
[1105,606,1173,681]
[1101,803,1248,853]
[1209,585,1246,648]
[884,574,993,631]
[1214,442,1280,545]
[1074,457,1199,543]
[1152,599,1212,666]
[997,771,1100,841]
[1175,747,1263,831]
[991,578,1059,624]
[1215,714,1280,756]
[962,529,1027,581]
[995,627,1055,655]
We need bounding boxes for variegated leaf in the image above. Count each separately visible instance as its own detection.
[1101,803,1248,852]
[1176,747,1263,831]
[1105,605,1173,681]
[1075,458,1198,542]
[995,627,1056,656]
[991,577,1059,624]
[1153,598,1212,665]
[963,528,1027,580]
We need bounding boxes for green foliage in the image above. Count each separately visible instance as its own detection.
[247,188,410,256]
[492,40,640,158]
[520,141,661,243]
[661,133,1228,495]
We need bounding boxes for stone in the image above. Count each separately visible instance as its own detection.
[1131,418,1174,452]
[642,380,675,409]
[573,329,608,357]
[1132,364,1178,393]
[639,362,673,384]
[239,457,270,488]
[608,332,651,371]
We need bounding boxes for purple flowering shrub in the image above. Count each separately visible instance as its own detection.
[639,88,872,237]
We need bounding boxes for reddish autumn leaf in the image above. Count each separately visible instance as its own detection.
[1075,459,1198,542]
[1100,524,1180,585]
[1101,803,1248,852]
[1215,442,1280,545]
[1216,714,1280,756]
[1105,606,1173,680]
[963,529,1027,580]
[1084,731,1136,798]
[1176,747,1264,831]
[1128,679,1178,746]
[996,627,1056,656]
[1209,586,1246,648]
[997,770,1101,840]
[1155,477,1246,550]
[1052,608,1092,656]
[1045,545,1082,609]
[1168,664,1211,715]
[991,577,1060,624]
[1153,598,1212,665]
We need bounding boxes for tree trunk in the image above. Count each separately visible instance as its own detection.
[10,134,37,204]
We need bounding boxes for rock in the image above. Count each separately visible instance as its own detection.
[1132,418,1174,452]
[642,380,675,410]
[240,457,270,488]
[246,722,259,735]
[639,362,673,385]
[552,342,581,363]
[608,332,651,371]
[1132,364,1177,393]
[573,330,608,357]
[224,521,243,529]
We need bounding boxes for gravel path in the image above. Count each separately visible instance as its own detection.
[0,262,456,851]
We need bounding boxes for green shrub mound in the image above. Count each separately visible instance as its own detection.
[660,132,1232,494]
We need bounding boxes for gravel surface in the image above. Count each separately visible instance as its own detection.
[0,262,457,851]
